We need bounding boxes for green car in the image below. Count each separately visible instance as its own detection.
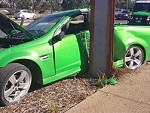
[0,8,148,105]
[128,0,150,25]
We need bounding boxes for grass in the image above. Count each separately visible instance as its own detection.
[92,68,119,87]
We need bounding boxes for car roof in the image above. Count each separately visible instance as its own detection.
[136,1,150,3]
[50,8,89,17]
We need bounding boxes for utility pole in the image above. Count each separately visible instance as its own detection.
[89,0,115,77]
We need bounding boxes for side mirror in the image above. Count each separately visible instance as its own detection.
[52,30,65,44]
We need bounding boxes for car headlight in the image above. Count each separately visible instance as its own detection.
[147,16,150,21]
[128,15,133,19]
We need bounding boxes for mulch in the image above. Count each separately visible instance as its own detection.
[0,76,98,113]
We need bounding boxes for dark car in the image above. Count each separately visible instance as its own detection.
[116,10,129,20]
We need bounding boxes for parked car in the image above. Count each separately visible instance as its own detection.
[115,8,125,19]
[115,10,130,20]
[0,8,14,18]
[13,9,36,19]
[128,1,150,25]
[0,8,149,105]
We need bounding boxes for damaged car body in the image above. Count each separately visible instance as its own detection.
[0,8,149,105]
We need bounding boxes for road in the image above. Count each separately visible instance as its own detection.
[12,18,34,26]
[115,20,128,24]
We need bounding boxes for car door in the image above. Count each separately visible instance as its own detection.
[22,10,27,18]
[53,13,89,74]
[53,30,81,74]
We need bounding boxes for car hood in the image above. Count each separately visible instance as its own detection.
[0,13,34,37]
[131,11,150,16]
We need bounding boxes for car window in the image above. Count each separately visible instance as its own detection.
[27,10,32,13]
[26,13,65,37]
[15,10,20,13]
[62,13,89,35]
[133,3,150,12]
[122,11,128,13]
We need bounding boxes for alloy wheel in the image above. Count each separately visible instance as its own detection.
[4,70,31,103]
[125,46,144,69]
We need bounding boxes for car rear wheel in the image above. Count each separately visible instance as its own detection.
[125,46,144,69]
[0,63,32,106]
[33,15,36,20]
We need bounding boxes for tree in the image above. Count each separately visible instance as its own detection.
[115,0,135,9]
[62,0,90,10]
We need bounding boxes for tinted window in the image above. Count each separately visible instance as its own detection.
[15,10,20,13]
[133,3,150,12]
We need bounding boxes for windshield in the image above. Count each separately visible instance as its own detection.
[133,3,150,12]
[122,10,129,13]
[26,13,65,37]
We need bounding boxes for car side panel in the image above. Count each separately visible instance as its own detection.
[0,39,56,81]
[114,25,150,67]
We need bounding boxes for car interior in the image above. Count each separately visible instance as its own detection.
[62,13,89,35]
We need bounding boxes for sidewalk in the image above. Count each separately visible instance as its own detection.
[66,65,150,113]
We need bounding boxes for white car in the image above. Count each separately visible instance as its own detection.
[14,9,36,19]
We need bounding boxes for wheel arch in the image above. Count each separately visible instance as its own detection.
[127,44,146,62]
[11,59,43,85]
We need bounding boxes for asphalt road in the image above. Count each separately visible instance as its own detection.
[12,18,34,26]
[115,20,128,24]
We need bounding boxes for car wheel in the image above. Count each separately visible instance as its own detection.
[125,46,144,69]
[15,18,18,20]
[33,15,36,20]
[0,63,32,106]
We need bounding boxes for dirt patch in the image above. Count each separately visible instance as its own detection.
[0,76,98,113]
[114,63,150,82]
[1,64,149,113]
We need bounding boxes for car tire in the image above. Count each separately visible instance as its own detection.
[0,63,32,106]
[33,15,36,20]
[15,18,18,20]
[124,46,144,69]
